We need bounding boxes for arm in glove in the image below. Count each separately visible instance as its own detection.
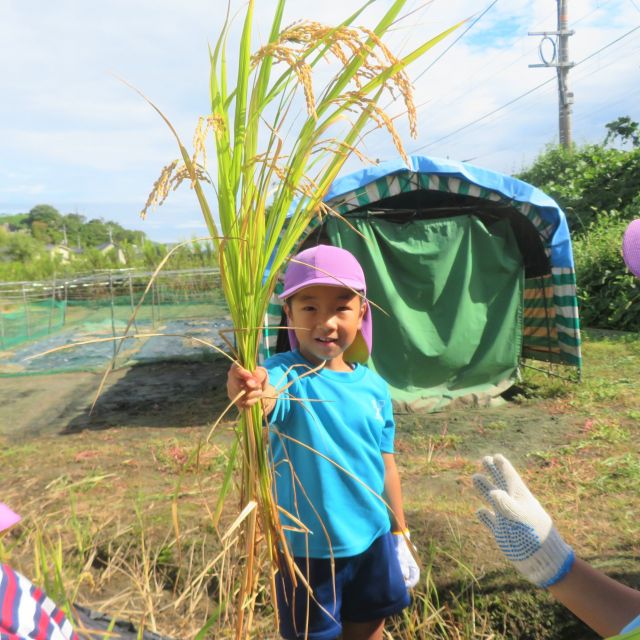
[473,454,640,637]
[473,454,574,587]
[393,530,420,588]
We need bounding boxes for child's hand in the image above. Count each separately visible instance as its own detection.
[393,531,420,588]
[226,363,270,410]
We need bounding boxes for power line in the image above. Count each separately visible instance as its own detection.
[410,76,555,152]
[420,31,640,162]
[389,0,436,34]
[410,21,640,154]
[412,0,500,85]
[575,23,640,66]
[569,0,616,26]
[571,36,640,85]
[421,39,640,159]
[413,4,595,123]
[572,81,640,126]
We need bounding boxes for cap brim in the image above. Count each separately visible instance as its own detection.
[279,276,366,300]
[0,502,21,532]
[622,219,640,278]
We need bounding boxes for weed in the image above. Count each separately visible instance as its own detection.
[588,420,630,445]
[484,420,509,432]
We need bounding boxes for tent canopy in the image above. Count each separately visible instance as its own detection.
[263,156,581,410]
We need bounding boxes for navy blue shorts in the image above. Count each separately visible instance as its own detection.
[275,532,410,640]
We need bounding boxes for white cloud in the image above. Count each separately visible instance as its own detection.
[2,0,639,240]
[0,184,45,196]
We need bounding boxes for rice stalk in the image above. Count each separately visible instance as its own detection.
[140,2,462,636]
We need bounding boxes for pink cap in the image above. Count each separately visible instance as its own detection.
[623,219,640,278]
[279,244,372,363]
[0,502,21,532]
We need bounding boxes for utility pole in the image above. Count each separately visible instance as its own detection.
[529,0,574,147]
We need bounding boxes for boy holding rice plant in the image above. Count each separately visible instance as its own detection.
[227,244,418,640]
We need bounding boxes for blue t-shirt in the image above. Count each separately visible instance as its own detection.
[619,614,640,636]
[265,350,395,559]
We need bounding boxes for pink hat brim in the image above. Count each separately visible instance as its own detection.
[0,502,21,532]
[622,219,640,278]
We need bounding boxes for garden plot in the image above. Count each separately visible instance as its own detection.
[0,317,233,375]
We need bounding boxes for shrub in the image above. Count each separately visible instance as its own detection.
[573,212,640,331]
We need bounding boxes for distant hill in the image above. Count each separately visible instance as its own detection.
[0,204,216,281]
[0,213,29,227]
[0,204,147,248]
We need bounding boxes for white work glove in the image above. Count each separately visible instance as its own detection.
[393,530,420,588]
[473,454,574,588]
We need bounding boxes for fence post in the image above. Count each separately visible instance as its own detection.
[151,281,157,328]
[0,306,5,349]
[63,281,68,327]
[48,273,56,334]
[108,272,117,365]
[128,271,138,332]
[22,284,31,338]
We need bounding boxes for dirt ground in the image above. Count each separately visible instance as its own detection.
[1,332,638,639]
[0,358,584,583]
[0,359,231,439]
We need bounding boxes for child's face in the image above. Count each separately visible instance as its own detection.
[284,285,366,371]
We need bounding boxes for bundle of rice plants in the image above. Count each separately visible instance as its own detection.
[140,1,461,636]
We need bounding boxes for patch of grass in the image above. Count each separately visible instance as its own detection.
[587,419,630,444]
[484,420,509,432]
[1,330,639,638]
[594,454,640,493]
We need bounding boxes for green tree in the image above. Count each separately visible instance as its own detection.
[27,204,63,229]
[604,116,640,148]
[0,213,29,230]
[0,229,44,262]
[63,213,87,245]
[517,141,640,233]
[80,219,110,246]
[518,119,640,331]
[573,212,640,331]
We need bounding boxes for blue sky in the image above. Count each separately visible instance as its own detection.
[1,0,639,243]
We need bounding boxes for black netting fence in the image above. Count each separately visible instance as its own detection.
[0,268,232,375]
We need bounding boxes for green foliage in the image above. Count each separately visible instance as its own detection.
[27,204,63,228]
[572,213,640,331]
[518,118,640,331]
[0,207,145,249]
[604,115,640,148]
[0,213,29,228]
[517,143,640,233]
[0,227,44,262]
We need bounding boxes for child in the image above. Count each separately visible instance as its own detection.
[227,244,419,640]
[0,502,79,640]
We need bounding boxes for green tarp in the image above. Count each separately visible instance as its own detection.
[326,214,524,411]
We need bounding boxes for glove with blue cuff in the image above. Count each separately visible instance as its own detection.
[473,454,575,588]
[393,530,420,588]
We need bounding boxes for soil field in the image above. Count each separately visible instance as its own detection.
[0,329,638,639]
